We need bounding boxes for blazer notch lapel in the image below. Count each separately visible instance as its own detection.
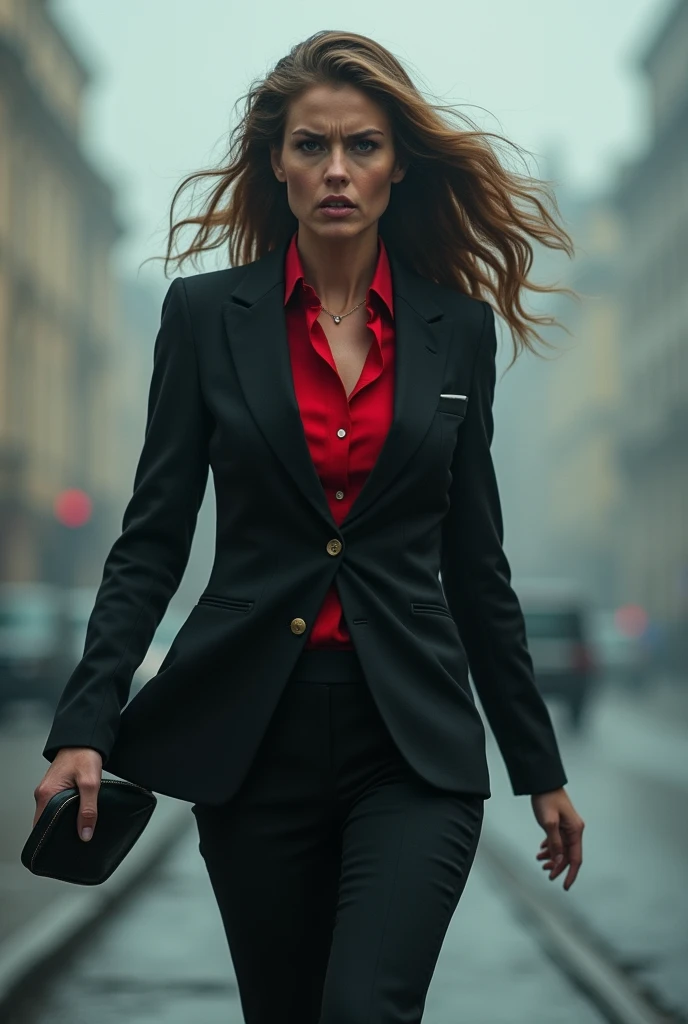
[221,253,337,529]
[341,258,453,528]
[220,241,454,533]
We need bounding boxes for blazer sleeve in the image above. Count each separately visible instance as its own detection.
[42,277,212,764]
[440,300,568,796]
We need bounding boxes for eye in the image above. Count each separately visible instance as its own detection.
[295,139,379,153]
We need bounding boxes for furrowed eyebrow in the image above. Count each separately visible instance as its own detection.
[291,128,385,139]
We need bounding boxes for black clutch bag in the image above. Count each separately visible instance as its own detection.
[21,779,157,886]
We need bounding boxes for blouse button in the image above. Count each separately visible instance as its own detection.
[335,490,344,500]
[337,428,346,438]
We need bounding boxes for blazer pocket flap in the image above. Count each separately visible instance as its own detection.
[437,394,468,416]
[197,594,254,612]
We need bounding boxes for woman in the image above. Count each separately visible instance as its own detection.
[34,30,585,1023]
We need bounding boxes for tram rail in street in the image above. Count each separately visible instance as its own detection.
[479,825,687,1024]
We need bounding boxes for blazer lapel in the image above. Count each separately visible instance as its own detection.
[221,238,453,531]
[344,252,451,528]
[222,238,337,529]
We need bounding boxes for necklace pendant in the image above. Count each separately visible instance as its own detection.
[333,315,341,324]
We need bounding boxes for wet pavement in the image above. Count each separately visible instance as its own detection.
[483,685,688,1019]
[7,819,609,1024]
[3,679,687,1023]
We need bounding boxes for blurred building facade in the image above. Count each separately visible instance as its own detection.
[491,148,587,588]
[501,0,688,674]
[613,0,688,667]
[493,175,625,613]
[545,196,624,609]
[0,0,122,586]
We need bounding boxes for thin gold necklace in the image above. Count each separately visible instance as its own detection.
[319,299,366,325]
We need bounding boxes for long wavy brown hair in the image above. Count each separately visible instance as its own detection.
[151,29,577,368]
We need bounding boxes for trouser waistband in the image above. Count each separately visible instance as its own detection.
[289,649,366,683]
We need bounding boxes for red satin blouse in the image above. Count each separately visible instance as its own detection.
[283,231,396,649]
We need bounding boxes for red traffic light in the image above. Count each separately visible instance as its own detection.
[614,604,648,637]
[54,489,92,528]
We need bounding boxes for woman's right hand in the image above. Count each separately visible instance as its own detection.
[33,747,103,841]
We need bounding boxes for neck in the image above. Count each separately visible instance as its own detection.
[295,224,379,314]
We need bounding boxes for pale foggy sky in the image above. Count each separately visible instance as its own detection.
[52,0,671,288]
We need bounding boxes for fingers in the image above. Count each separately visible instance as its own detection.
[543,817,564,874]
[32,748,103,840]
[76,770,101,841]
[32,774,72,828]
[560,827,583,891]
[535,822,585,891]
[32,783,51,828]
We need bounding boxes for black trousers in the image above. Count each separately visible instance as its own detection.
[191,649,485,1024]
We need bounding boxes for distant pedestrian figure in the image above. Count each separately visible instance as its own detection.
[34,30,585,1023]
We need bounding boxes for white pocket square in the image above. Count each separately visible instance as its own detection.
[439,393,467,400]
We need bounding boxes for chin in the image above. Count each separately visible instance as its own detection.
[307,218,369,238]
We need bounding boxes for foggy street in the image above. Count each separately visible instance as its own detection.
[2,0,687,1022]
[4,679,687,1024]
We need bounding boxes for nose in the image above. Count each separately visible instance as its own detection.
[324,144,349,186]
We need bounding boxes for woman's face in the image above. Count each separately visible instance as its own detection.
[271,82,406,240]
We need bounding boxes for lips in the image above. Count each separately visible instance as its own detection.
[319,196,355,208]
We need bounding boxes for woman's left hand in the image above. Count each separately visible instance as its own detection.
[531,787,584,891]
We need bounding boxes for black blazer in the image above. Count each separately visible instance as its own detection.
[42,236,568,805]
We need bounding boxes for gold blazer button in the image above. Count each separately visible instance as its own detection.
[326,539,343,556]
[290,617,307,634]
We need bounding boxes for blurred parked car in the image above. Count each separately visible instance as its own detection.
[66,587,188,698]
[516,578,599,731]
[133,604,189,693]
[0,582,73,717]
[66,585,100,664]
[588,608,648,692]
